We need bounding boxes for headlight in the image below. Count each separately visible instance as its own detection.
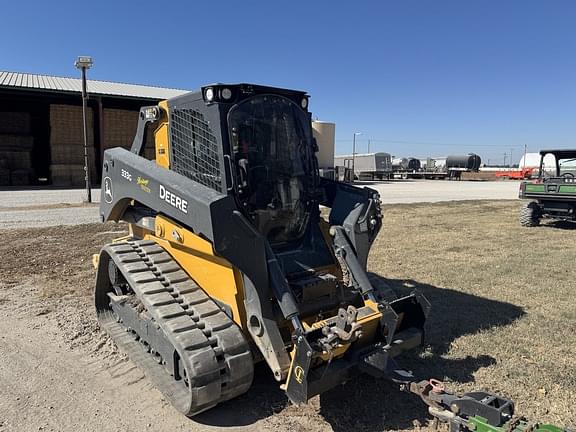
[221,88,232,100]
[205,88,214,102]
[301,97,308,109]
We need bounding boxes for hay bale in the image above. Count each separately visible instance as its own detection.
[51,164,78,186]
[0,112,31,135]
[10,169,33,186]
[0,168,9,186]
[0,135,34,151]
[50,104,94,146]
[101,108,155,160]
[102,108,138,149]
[51,164,96,187]
[50,143,96,165]
[0,150,32,170]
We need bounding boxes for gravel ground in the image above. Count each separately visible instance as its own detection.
[0,181,519,229]
[0,188,100,207]
[366,179,519,203]
[0,188,102,229]
[0,204,100,229]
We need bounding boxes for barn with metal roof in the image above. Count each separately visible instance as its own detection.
[0,71,188,187]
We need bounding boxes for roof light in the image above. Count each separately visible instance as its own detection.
[74,56,93,69]
[205,87,214,102]
[221,87,232,100]
[301,97,308,109]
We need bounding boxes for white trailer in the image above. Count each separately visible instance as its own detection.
[334,152,393,180]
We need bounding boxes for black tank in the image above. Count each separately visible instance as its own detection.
[407,158,421,171]
[446,154,481,171]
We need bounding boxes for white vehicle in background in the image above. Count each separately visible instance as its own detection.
[334,152,392,180]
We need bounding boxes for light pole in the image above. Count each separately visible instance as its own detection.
[522,144,527,169]
[75,56,93,203]
[351,132,362,183]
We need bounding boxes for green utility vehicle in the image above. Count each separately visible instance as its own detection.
[519,149,576,226]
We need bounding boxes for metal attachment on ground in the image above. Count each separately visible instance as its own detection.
[406,379,570,432]
[429,378,445,394]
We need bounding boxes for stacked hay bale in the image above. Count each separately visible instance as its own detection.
[0,135,35,186]
[49,104,97,186]
[102,108,136,153]
[0,161,7,185]
[102,108,154,159]
[0,112,35,186]
[102,108,155,159]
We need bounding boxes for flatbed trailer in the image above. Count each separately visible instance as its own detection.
[394,171,448,180]
[496,167,535,180]
[394,170,469,180]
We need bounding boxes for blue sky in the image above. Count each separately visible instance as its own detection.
[2,1,575,164]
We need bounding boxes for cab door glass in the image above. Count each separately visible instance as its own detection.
[228,94,313,244]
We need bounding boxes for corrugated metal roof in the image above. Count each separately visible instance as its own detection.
[0,71,189,100]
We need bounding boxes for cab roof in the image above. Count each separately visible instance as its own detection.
[539,149,576,158]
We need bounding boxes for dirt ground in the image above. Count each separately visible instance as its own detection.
[0,200,574,432]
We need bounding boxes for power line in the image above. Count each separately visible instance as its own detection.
[334,139,526,148]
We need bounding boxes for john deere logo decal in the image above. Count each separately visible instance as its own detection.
[104,177,113,203]
[294,366,305,384]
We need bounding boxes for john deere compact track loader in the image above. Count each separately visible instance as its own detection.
[94,83,429,415]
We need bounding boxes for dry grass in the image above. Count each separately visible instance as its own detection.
[0,201,574,431]
[368,200,576,428]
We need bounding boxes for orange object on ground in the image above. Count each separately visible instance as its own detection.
[496,167,535,179]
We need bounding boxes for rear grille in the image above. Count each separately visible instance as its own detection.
[169,108,222,192]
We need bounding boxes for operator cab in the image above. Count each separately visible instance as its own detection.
[228,93,317,245]
[164,83,335,278]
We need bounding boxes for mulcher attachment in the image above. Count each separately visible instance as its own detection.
[94,240,254,416]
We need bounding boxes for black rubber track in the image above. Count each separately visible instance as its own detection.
[95,240,254,416]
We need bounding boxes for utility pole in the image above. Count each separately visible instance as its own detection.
[351,132,362,183]
[75,56,94,203]
[522,144,527,169]
[510,148,514,168]
[368,139,371,153]
[503,153,507,167]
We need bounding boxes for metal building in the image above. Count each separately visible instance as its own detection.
[0,71,187,186]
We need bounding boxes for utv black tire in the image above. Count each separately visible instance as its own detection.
[520,201,541,227]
